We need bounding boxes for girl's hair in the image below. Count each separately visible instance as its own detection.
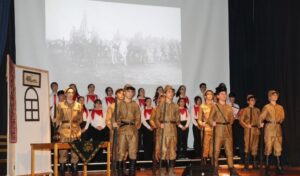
[105,87,113,95]
[153,86,163,101]
[137,88,145,98]
[177,97,187,109]
[176,85,186,97]
[194,96,202,104]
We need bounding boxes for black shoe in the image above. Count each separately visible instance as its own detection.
[229,167,240,176]
[152,160,158,175]
[253,155,259,170]
[276,156,284,175]
[168,160,176,175]
[243,153,249,171]
[59,163,65,176]
[71,163,78,176]
[213,167,219,176]
[264,155,270,176]
[129,159,137,176]
[201,157,207,165]
[116,161,123,176]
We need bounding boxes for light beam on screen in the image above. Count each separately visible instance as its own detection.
[45,0,182,85]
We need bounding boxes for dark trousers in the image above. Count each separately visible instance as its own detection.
[141,122,154,160]
[193,125,202,158]
[177,121,189,158]
[84,125,110,161]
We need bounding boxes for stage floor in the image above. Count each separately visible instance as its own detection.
[60,165,300,176]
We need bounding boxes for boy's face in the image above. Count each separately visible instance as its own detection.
[269,93,278,102]
[217,91,227,102]
[166,89,174,100]
[125,89,134,99]
[51,84,58,92]
[248,98,256,106]
[200,85,206,93]
[116,91,124,100]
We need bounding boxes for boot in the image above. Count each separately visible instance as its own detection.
[122,161,127,176]
[71,163,78,176]
[264,155,270,176]
[201,157,207,165]
[276,156,284,175]
[152,160,159,176]
[168,160,176,176]
[229,167,240,176]
[243,153,249,171]
[213,167,219,176]
[116,161,123,176]
[129,159,136,176]
[59,163,65,176]
[253,155,258,170]
[159,160,167,176]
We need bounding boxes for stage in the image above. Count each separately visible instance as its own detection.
[50,165,300,176]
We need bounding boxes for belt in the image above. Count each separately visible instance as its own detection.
[62,120,70,124]
[120,121,135,127]
[251,125,259,128]
[265,121,281,125]
[160,120,177,124]
[216,122,230,125]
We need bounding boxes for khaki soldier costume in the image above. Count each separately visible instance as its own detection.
[239,95,261,170]
[260,90,285,175]
[208,85,239,176]
[55,100,83,175]
[112,86,141,176]
[198,102,213,164]
[154,85,180,176]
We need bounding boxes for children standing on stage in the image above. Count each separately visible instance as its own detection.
[177,98,191,159]
[104,87,115,108]
[141,97,154,160]
[77,96,89,132]
[82,99,109,142]
[86,83,99,111]
[239,94,261,170]
[198,90,214,164]
[153,86,164,106]
[69,83,80,101]
[137,88,146,109]
[191,96,202,158]
[176,85,190,108]
[155,85,179,176]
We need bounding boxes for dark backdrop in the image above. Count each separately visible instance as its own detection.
[229,0,300,165]
[0,0,15,174]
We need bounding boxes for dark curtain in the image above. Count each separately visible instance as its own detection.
[229,0,300,165]
[0,0,15,174]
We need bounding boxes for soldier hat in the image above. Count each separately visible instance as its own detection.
[247,94,256,101]
[123,84,136,91]
[164,85,175,93]
[268,90,279,97]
